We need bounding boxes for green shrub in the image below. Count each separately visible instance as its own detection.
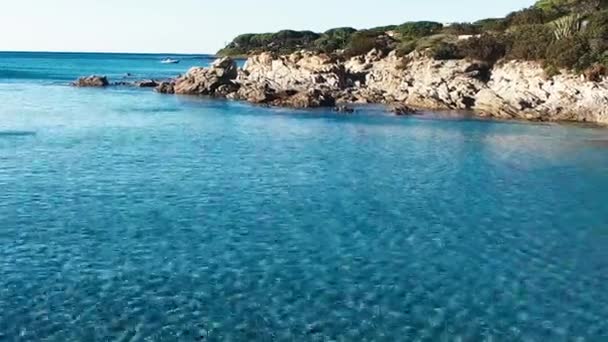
[458,34,507,63]
[535,0,600,15]
[345,31,396,57]
[536,0,571,11]
[587,9,608,38]
[218,30,321,56]
[551,14,584,40]
[431,42,463,60]
[314,27,357,52]
[546,35,593,69]
[395,40,418,57]
[507,8,548,26]
[394,21,443,39]
[444,23,482,35]
[543,63,562,78]
[505,24,554,60]
[475,18,509,32]
[415,34,456,50]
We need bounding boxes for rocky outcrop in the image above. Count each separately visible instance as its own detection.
[228,85,335,109]
[73,75,109,87]
[474,61,608,123]
[243,51,346,91]
[234,50,608,123]
[155,81,175,94]
[343,50,486,109]
[74,51,608,124]
[172,57,239,95]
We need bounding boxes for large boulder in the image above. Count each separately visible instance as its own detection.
[231,83,335,109]
[73,75,109,87]
[389,103,420,116]
[155,81,175,94]
[474,61,608,123]
[173,57,239,96]
[136,80,159,88]
[230,83,277,103]
[244,51,346,91]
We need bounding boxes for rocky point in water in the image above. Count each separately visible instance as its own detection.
[76,50,608,124]
[73,75,109,87]
[160,51,608,123]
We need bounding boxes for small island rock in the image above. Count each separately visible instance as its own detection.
[73,76,109,87]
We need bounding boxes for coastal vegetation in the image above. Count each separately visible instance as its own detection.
[217,0,608,77]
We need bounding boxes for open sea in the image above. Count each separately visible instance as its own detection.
[1,52,608,341]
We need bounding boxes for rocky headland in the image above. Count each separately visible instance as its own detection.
[74,0,608,124]
[148,49,608,124]
[75,50,608,124]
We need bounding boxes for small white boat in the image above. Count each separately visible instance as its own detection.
[160,58,180,64]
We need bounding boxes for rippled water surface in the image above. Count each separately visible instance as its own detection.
[1,53,608,341]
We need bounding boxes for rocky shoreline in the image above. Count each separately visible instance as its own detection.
[75,50,608,124]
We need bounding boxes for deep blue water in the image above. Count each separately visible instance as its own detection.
[1,52,608,341]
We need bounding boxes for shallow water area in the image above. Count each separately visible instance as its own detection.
[1,52,608,341]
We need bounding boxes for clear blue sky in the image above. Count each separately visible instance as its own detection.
[0,0,534,54]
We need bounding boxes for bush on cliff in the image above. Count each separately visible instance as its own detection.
[344,31,397,57]
[395,40,418,57]
[475,18,509,32]
[218,30,321,56]
[443,23,482,35]
[588,10,608,48]
[431,42,463,60]
[314,27,358,53]
[457,33,507,63]
[505,25,554,60]
[507,7,551,25]
[394,21,443,39]
[546,35,594,69]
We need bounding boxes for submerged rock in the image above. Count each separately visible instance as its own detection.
[334,105,355,113]
[73,75,109,87]
[136,80,159,88]
[272,89,336,108]
[389,104,420,116]
[112,81,133,86]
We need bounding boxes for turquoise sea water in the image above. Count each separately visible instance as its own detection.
[1,52,608,341]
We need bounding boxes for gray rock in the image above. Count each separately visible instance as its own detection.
[73,75,109,87]
[136,80,159,88]
[271,89,336,108]
[334,105,355,113]
[155,82,175,94]
[174,57,238,96]
[232,83,276,103]
[389,104,420,116]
